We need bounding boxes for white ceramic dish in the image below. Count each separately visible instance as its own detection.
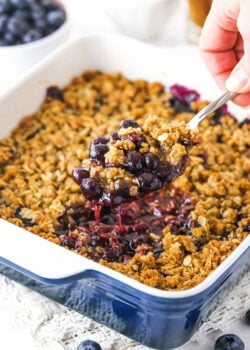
[0,34,249,349]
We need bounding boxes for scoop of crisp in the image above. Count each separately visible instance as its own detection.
[72,115,199,206]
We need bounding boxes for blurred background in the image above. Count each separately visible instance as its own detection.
[0,0,213,94]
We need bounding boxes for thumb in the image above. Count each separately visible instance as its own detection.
[225,59,250,93]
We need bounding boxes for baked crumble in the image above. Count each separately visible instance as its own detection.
[72,114,199,207]
[0,71,249,290]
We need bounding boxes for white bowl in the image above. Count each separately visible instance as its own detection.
[0,11,71,92]
[96,0,179,41]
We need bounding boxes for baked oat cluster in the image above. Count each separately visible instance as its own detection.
[72,115,198,207]
[0,71,249,291]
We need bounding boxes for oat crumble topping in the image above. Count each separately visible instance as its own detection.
[72,114,199,207]
[0,71,249,291]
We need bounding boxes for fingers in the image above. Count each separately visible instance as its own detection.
[199,0,250,106]
[225,0,250,94]
[199,0,240,89]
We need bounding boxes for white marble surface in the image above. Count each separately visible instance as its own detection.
[0,1,249,349]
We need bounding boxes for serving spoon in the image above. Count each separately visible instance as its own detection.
[187,91,239,130]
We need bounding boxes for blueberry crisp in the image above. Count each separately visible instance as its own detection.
[73,115,199,208]
[0,71,249,291]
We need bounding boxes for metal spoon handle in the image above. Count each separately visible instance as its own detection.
[187,91,239,130]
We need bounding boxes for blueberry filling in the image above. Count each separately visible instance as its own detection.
[72,115,198,208]
[56,189,195,262]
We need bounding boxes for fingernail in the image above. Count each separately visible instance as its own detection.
[225,67,249,92]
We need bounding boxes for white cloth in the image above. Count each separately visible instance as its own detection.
[0,269,249,350]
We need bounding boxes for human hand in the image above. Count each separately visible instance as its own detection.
[199,0,250,106]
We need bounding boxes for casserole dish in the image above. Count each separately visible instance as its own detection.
[0,34,249,350]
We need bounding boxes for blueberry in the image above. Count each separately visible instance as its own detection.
[127,132,147,149]
[46,86,64,101]
[158,161,174,182]
[10,0,28,9]
[0,14,7,32]
[33,17,46,30]
[76,339,102,350]
[120,119,139,129]
[91,137,109,145]
[3,30,17,44]
[125,151,143,173]
[89,143,109,162]
[25,0,38,4]
[12,9,30,21]
[31,5,45,22]
[143,152,159,170]
[110,131,120,141]
[214,334,245,350]
[80,178,102,200]
[0,38,7,45]
[72,168,89,185]
[138,172,161,191]
[0,0,12,14]
[40,0,57,10]
[46,9,65,28]
[243,225,250,232]
[245,309,250,324]
[22,28,41,43]
[114,179,131,197]
[90,137,109,161]
[6,16,30,36]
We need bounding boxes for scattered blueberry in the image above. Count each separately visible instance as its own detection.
[0,0,66,46]
[76,339,102,350]
[214,334,245,350]
[245,309,250,325]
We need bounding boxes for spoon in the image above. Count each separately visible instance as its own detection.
[187,91,239,130]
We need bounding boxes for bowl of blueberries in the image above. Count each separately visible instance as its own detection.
[0,0,70,89]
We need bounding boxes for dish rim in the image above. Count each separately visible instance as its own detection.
[0,33,249,300]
